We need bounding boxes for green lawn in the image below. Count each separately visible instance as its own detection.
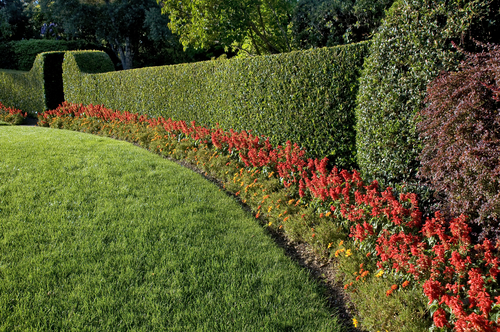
[0,126,345,331]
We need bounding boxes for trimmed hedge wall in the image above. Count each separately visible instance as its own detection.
[0,39,109,71]
[0,51,72,115]
[0,55,45,115]
[63,42,369,169]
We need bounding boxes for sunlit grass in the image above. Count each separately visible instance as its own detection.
[0,126,345,331]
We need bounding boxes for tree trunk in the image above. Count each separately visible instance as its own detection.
[114,37,134,70]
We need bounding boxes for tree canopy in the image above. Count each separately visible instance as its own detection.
[37,0,160,69]
[0,0,34,41]
[157,0,296,56]
[291,0,394,49]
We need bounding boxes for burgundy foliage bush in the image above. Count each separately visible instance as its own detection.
[418,42,500,241]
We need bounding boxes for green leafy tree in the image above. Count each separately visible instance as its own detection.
[291,0,394,49]
[134,6,197,67]
[0,0,33,41]
[0,7,11,41]
[157,0,295,56]
[41,0,183,69]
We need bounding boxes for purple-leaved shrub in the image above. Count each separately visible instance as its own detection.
[418,42,500,241]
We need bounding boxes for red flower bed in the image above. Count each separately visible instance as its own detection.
[0,102,27,125]
[39,102,500,331]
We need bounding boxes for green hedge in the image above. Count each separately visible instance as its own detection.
[3,39,108,71]
[0,51,72,115]
[355,0,500,186]
[63,42,369,169]
[0,54,45,115]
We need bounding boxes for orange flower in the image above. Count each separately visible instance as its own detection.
[402,281,410,288]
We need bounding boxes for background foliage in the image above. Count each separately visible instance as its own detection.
[0,0,213,70]
[291,0,394,49]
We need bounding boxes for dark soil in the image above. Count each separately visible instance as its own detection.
[21,116,39,126]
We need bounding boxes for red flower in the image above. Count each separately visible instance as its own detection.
[423,279,443,304]
[433,308,450,328]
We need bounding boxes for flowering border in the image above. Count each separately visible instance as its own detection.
[0,102,28,125]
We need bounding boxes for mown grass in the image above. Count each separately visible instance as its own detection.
[0,126,346,332]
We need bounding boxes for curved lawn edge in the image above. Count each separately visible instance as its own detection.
[0,126,348,331]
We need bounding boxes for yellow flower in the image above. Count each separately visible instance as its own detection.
[375,270,384,278]
[268,221,272,227]
[327,242,333,249]
[345,249,352,257]
[339,240,344,246]
[353,318,358,328]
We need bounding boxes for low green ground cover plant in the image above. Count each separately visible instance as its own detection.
[0,125,344,331]
[38,102,500,331]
